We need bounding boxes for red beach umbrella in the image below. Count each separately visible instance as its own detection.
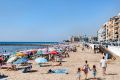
[31,50,37,54]
[49,50,58,55]
[0,57,3,61]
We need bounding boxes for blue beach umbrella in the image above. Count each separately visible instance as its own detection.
[35,58,48,63]
[13,58,28,64]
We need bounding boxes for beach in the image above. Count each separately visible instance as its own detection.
[0,0,120,80]
[0,44,120,80]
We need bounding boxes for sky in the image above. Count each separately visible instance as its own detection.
[0,0,120,42]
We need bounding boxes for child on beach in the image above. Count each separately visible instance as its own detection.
[91,65,97,79]
[82,60,91,80]
[76,68,81,80]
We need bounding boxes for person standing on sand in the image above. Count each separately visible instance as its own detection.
[82,60,91,80]
[100,57,107,75]
[91,65,97,79]
[76,68,81,80]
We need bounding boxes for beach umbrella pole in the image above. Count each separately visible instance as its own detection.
[49,54,51,61]
[39,63,42,67]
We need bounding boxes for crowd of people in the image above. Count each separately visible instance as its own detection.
[0,43,110,80]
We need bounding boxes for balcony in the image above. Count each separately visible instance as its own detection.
[115,32,118,34]
[114,35,118,38]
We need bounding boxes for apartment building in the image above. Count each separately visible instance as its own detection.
[70,35,97,43]
[98,13,120,42]
[97,24,106,42]
[70,36,81,43]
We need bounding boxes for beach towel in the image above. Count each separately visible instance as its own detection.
[53,69,69,74]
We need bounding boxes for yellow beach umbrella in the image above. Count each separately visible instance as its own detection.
[16,52,26,57]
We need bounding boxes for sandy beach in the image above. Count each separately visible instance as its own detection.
[0,44,120,80]
[0,0,120,80]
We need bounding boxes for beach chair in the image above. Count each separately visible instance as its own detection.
[22,67,32,73]
[22,65,32,73]
[22,67,28,73]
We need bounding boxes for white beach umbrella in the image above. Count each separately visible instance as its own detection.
[7,56,18,63]
[48,47,56,52]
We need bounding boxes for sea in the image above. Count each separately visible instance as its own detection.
[0,42,59,54]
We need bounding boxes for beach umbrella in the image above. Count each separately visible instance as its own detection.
[36,50,43,55]
[13,58,28,64]
[42,48,48,54]
[31,49,37,54]
[48,48,56,52]
[12,52,17,55]
[37,49,48,55]
[35,57,48,63]
[49,50,58,55]
[56,49,63,53]
[20,51,31,55]
[3,53,11,56]
[7,56,18,63]
[37,49,41,51]
[23,52,30,55]
[0,57,3,61]
[16,52,26,57]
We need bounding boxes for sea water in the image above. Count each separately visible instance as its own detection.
[0,42,58,54]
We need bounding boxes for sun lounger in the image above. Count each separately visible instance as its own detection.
[22,65,32,73]
[22,67,32,73]
[1,64,17,71]
[1,64,11,69]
